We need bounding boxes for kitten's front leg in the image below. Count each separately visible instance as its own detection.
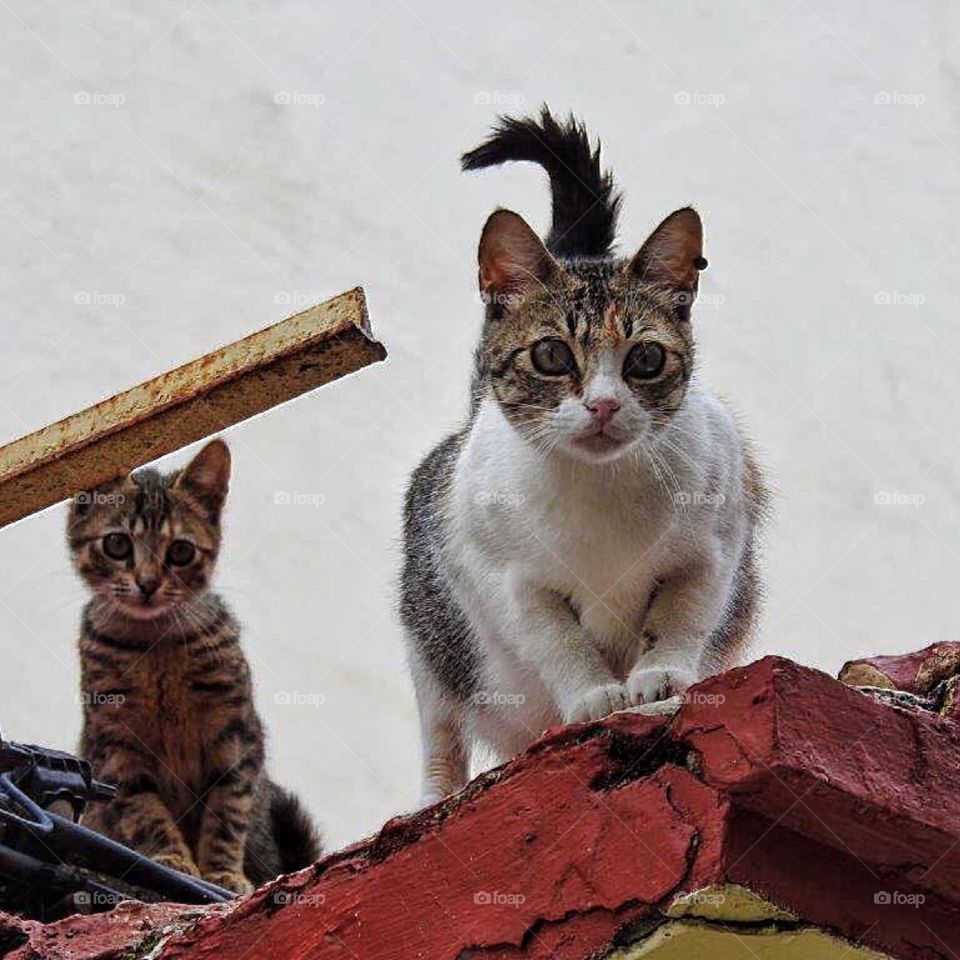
[627,556,732,704]
[196,745,259,895]
[91,766,199,877]
[506,578,629,723]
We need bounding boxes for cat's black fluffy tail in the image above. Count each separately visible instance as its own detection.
[245,778,322,886]
[461,106,621,259]
[269,782,322,875]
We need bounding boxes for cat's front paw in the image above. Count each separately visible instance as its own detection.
[564,682,632,723]
[205,870,254,895]
[627,666,696,705]
[152,852,201,877]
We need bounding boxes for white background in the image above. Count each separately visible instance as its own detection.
[1,0,958,850]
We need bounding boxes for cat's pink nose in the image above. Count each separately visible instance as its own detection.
[137,577,159,599]
[586,397,621,425]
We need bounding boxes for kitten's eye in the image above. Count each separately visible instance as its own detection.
[531,338,577,376]
[623,342,666,380]
[166,539,196,566]
[102,533,133,561]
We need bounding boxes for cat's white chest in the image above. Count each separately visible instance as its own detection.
[524,476,669,646]
[453,401,674,648]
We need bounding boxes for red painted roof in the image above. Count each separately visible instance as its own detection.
[2,646,959,959]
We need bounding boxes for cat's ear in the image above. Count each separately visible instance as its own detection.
[175,439,231,520]
[478,209,558,303]
[627,207,704,300]
[67,490,94,535]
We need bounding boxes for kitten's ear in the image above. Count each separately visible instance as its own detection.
[175,439,231,520]
[70,491,94,521]
[478,209,558,302]
[627,207,704,297]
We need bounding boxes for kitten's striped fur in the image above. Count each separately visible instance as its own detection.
[69,440,319,893]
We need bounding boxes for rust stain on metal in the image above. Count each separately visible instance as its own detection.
[0,287,386,528]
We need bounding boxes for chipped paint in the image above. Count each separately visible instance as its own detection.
[611,919,893,959]
[667,884,798,923]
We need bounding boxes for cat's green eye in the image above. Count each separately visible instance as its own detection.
[531,338,577,377]
[166,539,196,567]
[102,532,133,561]
[623,342,666,381]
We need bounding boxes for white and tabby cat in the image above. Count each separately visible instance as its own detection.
[401,109,767,805]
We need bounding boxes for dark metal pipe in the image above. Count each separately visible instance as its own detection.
[44,812,231,904]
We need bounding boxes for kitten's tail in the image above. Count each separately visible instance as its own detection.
[268,781,323,874]
[461,105,621,259]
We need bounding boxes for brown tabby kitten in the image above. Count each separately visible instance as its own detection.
[69,440,319,894]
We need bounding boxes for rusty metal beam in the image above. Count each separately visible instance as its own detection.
[0,287,386,528]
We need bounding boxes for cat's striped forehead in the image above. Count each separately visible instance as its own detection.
[128,470,173,532]
[484,259,693,362]
[67,467,219,551]
[559,261,688,347]
[516,260,690,349]
[72,470,175,531]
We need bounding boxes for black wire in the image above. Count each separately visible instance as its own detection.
[0,774,54,834]
[0,775,230,904]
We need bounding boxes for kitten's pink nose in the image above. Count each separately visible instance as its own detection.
[586,397,621,425]
[137,576,159,600]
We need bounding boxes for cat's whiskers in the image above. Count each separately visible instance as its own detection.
[88,596,118,631]
[654,419,707,451]
[636,445,669,503]
[648,443,689,521]
[170,598,205,638]
[654,434,700,477]
[515,421,559,461]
